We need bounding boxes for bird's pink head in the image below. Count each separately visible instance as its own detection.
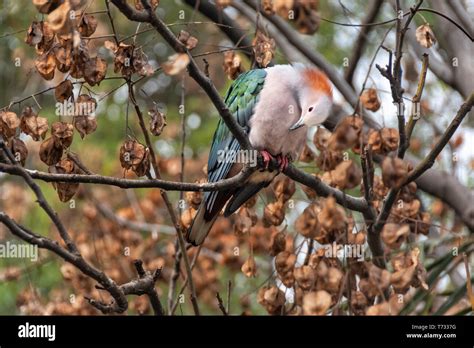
[290,66,333,131]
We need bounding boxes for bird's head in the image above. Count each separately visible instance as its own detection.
[290,67,333,131]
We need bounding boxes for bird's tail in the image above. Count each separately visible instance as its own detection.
[186,203,218,246]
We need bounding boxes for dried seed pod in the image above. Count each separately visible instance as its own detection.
[149,108,166,136]
[329,160,362,190]
[299,143,315,162]
[302,290,331,315]
[390,247,428,293]
[263,199,285,227]
[73,116,97,139]
[83,57,107,86]
[54,79,73,102]
[119,139,151,177]
[49,158,80,202]
[177,30,198,50]
[326,267,343,293]
[35,52,56,80]
[51,122,74,148]
[233,214,252,236]
[318,196,347,233]
[78,15,98,37]
[0,111,20,139]
[241,255,257,278]
[294,1,320,35]
[295,203,320,239]
[39,137,63,165]
[185,191,202,210]
[381,223,410,249]
[273,175,295,202]
[46,0,72,34]
[33,0,62,14]
[8,138,28,166]
[162,53,190,76]
[381,157,408,188]
[223,51,243,80]
[415,23,436,48]
[180,207,196,230]
[252,30,275,68]
[257,285,286,314]
[275,251,296,275]
[328,116,363,151]
[360,88,381,112]
[368,128,399,155]
[269,231,286,256]
[294,265,316,290]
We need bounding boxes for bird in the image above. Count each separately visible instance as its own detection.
[186,64,333,246]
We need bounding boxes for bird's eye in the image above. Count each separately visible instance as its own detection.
[308,107,314,112]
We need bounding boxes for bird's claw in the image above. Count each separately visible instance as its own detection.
[259,150,273,169]
[276,154,289,172]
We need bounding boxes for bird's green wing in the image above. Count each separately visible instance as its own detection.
[205,69,267,211]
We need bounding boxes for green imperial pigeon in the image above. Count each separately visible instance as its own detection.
[186,64,333,245]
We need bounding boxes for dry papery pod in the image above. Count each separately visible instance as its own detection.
[119,139,151,177]
[241,254,257,278]
[149,108,166,136]
[185,190,202,210]
[360,88,381,112]
[54,79,73,102]
[322,159,362,190]
[134,0,159,11]
[77,14,98,37]
[253,30,275,68]
[328,116,363,151]
[302,290,332,315]
[263,199,286,227]
[8,138,28,166]
[257,285,286,314]
[269,231,286,256]
[275,251,296,275]
[223,51,243,80]
[0,110,20,139]
[35,52,56,80]
[106,41,154,77]
[180,207,196,230]
[273,175,295,202]
[39,137,63,165]
[295,202,320,239]
[49,158,80,202]
[51,121,74,148]
[381,156,410,188]
[367,128,399,155]
[177,30,198,50]
[294,1,320,35]
[390,247,428,294]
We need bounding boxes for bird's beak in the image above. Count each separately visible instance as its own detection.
[289,117,305,131]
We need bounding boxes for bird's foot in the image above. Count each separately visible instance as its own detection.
[259,150,274,169]
[276,154,289,172]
